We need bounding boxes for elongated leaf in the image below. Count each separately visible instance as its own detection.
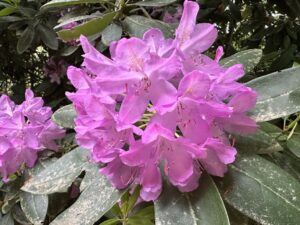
[122,15,173,38]
[17,26,35,54]
[57,12,116,41]
[50,163,124,225]
[287,135,300,158]
[102,23,122,46]
[220,49,262,74]
[235,128,283,154]
[41,0,101,9]
[131,0,176,7]
[52,104,76,129]
[217,154,300,225]
[0,213,14,225]
[54,15,98,30]
[22,147,89,194]
[247,67,300,122]
[0,15,23,23]
[20,192,48,225]
[155,173,230,225]
[0,7,16,17]
[38,24,58,50]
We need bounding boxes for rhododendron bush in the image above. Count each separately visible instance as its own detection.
[1,0,300,225]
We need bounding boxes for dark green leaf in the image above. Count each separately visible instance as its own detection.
[220,49,262,74]
[287,135,300,158]
[22,147,89,194]
[17,26,35,54]
[155,173,230,225]
[52,104,76,129]
[41,0,101,9]
[235,128,283,154]
[131,0,176,7]
[102,23,122,46]
[218,154,300,225]
[20,192,48,225]
[57,12,116,41]
[122,15,173,38]
[0,213,14,225]
[247,67,300,122]
[50,163,124,225]
[38,24,59,50]
[0,15,23,23]
[12,205,31,225]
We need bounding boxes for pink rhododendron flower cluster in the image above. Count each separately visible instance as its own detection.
[67,0,257,201]
[0,89,65,181]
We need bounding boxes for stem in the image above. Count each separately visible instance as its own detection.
[283,114,300,132]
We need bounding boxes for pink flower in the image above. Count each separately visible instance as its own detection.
[67,0,257,201]
[0,90,65,181]
[43,57,68,84]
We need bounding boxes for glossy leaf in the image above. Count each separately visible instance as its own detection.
[57,12,116,41]
[218,154,300,225]
[155,173,230,225]
[235,128,283,154]
[50,163,124,225]
[131,0,177,7]
[20,192,48,225]
[122,15,173,38]
[38,24,59,50]
[52,104,76,129]
[17,26,35,54]
[247,67,300,122]
[220,49,262,74]
[102,23,122,46]
[22,147,89,194]
[41,0,101,9]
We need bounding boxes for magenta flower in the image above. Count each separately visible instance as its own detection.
[67,0,257,201]
[0,90,65,181]
[44,57,68,84]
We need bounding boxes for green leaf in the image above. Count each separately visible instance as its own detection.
[41,0,101,9]
[54,15,98,30]
[50,163,124,225]
[102,23,122,46]
[217,154,300,225]
[287,135,300,158]
[99,219,120,225]
[247,67,300,122]
[128,217,154,225]
[155,173,230,225]
[38,24,58,50]
[20,192,48,225]
[127,186,141,213]
[0,15,22,23]
[220,49,262,74]
[57,12,116,41]
[17,26,35,54]
[235,128,283,154]
[22,147,89,194]
[0,7,16,17]
[131,0,176,7]
[122,15,173,38]
[52,104,76,129]
[0,213,14,225]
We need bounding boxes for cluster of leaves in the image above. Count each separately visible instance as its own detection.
[0,0,300,225]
